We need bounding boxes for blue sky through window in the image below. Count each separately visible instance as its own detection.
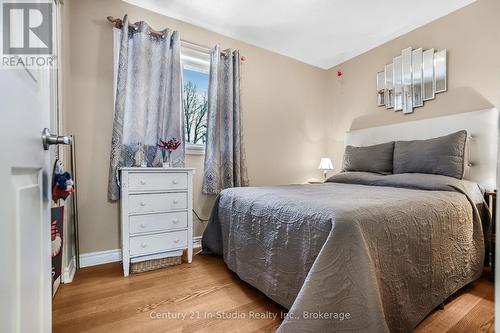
[183,69,208,95]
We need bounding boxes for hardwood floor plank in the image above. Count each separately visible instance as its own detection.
[414,277,493,333]
[53,255,494,333]
[446,297,495,333]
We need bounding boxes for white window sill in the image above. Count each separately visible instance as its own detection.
[186,144,205,155]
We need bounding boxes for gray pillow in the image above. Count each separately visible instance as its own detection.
[342,141,395,174]
[393,130,467,179]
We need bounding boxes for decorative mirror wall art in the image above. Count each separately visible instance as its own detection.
[401,47,412,114]
[377,47,447,113]
[377,71,385,106]
[393,55,403,111]
[384,64,394,108]
[412,48,423,107]
[434,50,447,93]
[423,49,435,101]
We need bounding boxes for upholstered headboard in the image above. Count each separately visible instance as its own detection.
[345,108,499,190]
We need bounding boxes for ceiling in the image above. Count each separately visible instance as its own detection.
[123,0,475,69]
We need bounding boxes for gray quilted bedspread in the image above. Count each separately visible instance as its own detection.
[202,173,488,332]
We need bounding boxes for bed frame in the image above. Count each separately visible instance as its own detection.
[345,108,499,191]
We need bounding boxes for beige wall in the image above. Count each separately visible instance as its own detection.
[63,0,328,254]
[324,0,500,170]
[64,0,499,255]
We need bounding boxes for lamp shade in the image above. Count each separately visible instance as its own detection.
[318,158,333,170]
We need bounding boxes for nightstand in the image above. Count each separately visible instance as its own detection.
[485,190,496,275]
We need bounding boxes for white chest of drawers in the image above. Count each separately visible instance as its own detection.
[120,167,194,277]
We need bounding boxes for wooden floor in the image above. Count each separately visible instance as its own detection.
[53,255,494,333]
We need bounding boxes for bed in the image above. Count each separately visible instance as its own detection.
[202,108,498,332]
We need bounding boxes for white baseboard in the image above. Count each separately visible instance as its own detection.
[62,256,76,283]
[52,277,61,297]
[79,238,202,268]
[193,236,202,248]
[79,249,122,268]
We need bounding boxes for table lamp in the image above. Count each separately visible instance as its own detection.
[318,158,334,179]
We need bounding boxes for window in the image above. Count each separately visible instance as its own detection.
[181,43,210,154]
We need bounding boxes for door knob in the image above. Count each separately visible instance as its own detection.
[41,128,72,150]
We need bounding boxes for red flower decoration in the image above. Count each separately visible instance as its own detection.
[157,138,181,151]
[336,70,343,77]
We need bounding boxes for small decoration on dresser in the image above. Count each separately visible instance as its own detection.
[157,138,181,168]
[376,47,447,114]
[133,142,147,167]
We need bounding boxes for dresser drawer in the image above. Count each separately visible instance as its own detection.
[128,172,187,192]
[130,230,187,256]
[129,192,187,214]
[129,211,188,234]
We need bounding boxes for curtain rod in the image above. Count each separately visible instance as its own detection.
[106,16,246,62]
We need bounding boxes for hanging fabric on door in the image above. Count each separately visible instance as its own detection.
[52,159,74,203]
[51,206,64,291]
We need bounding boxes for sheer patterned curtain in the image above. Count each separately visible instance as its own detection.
[108,15,184,201]
[202,45,249,194]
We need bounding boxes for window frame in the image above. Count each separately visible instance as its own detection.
[181,42,210,155]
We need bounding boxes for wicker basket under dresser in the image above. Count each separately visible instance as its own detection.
[119,167,194,277]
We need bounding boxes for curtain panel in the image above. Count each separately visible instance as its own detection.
[202,45,249,194]
[108,15,184,201]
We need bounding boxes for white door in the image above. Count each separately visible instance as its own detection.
[0,69,53,332]
[0,2,61,332]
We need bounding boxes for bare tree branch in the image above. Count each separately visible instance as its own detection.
[183,80,208,144]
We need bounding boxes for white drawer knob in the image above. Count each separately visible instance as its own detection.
[140,180,146,185]
[172,219,179,224]
[172,180,179,185]
[141,243,147,248]
[140,202,146,207]
[173,199,179,204]
[173,239,180,244]
[140,223,147,228]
